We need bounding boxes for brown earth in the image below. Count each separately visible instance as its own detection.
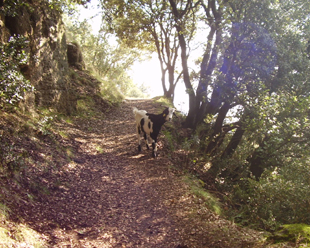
[4,99,267,247]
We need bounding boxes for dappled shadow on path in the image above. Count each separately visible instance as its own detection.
[16,99,261,248]
[21,153,182,247]
[17,99,188,247]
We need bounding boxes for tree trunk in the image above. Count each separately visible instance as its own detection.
[221,126,245,158]
[166,64,175,101]
[161,67,168,97]
[178,29,196,127]
[205,101,230,154]
[168,0,196,128]
[247,135,270,180]
[195,27,223,127]
[248,154,265,180]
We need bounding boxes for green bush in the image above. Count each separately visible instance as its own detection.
[0,0,31,17]
[0,35,34,109]
[227,159,310,230]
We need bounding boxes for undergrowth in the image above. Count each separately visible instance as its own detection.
[159,103,310,247]
[157,104,223,216]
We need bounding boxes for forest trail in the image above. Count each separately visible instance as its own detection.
[18,99,263,248]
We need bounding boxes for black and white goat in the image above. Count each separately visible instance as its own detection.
[133,107,176,158]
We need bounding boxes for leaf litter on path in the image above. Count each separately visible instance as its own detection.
[16,99,265,248]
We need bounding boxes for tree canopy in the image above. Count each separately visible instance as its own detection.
[99,0,199,100]
[63,11,149,98]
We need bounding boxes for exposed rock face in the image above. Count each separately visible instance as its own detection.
[67,42,85,70]
[0,0,76,114]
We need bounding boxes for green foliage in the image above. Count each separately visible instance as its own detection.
[0,220,44,247]
[177,134,201,169]
[153,96,174,107]
[100,0,188,99]
[0,0,31,17]
[0,35,34,110]
[182,0,310,233]
[100,0,159,50]
[48,0,90,13]
[63,14,148,99]
[0,0,88,16]
[125,82,150,98]
[0,204,11,219]
[271,224,310,244]
[37,116,54,135]
[76,96,98,118]
[226,159,310,230]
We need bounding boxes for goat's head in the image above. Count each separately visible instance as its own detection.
[162,107,176,122]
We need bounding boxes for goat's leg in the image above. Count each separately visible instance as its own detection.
[144,133,150,150]
[137,126,142,152]
[151,140,157,158]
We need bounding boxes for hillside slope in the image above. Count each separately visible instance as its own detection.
[0,98,270,247]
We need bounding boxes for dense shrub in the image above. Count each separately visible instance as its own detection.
[0,35,34,109]
[227,159,310,230]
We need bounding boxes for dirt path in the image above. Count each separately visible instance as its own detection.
[18,99,263,247]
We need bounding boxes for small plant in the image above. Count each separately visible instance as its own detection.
[37,116,54,135]
[0,219,45,247]
[65,147,75,160]
[96,145,104,154]
[0,204,11,219]
[0,143,28,178]
[154,96,174,108]
[181,135,200,152]
[76,98,96,118]
[179,135,201,167]
[58,131,69,139]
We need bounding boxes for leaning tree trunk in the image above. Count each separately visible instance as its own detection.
[205,101,231,155]
[194,27,223,128]
[221,125,245,158]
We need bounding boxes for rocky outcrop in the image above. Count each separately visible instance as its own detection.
[0,0,76,114]
[67,42,85,70]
